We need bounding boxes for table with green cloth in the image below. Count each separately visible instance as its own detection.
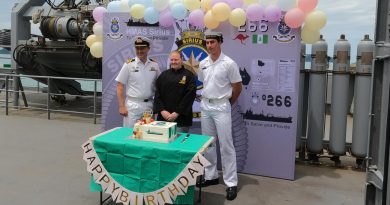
[89,127,213,204]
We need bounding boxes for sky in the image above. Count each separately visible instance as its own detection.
[0,0,377,61]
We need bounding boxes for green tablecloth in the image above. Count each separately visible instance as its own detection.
[89,127,212,204]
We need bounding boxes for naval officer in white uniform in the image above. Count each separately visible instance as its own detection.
[197,31,242,200]
[116,36,160,127]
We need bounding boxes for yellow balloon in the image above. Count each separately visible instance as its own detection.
[301,26,320,44]
[130,4,145,19]
[304,10,327,31]
[200,0,212,12]
[204,10,219,29]
[229,8,246,27]
[243,0,259,6]
[86,35,102,48]
[183,0,201,11]
[90,42,103,58]
[211,2,231,22]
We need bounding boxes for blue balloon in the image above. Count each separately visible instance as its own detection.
[144,7,159,24]
[107,1,121,12]
[171,3,188,20]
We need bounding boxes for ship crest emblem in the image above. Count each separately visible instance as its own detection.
[107,17,123,40]
[272,18,295,43]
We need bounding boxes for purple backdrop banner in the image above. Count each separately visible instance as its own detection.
[102,13,300,180]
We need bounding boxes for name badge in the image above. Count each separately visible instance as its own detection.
[179,76,186,84]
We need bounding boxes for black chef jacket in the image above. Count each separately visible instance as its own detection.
[153,66,196,127]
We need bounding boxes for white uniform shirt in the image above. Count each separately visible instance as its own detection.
[198,53,242,99]
[115,57,160,99]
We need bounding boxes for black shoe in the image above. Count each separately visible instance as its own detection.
[196,178,219,187]
[226,186,237,200]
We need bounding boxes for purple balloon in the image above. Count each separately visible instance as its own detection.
[246,4,264,21]
[159,11,174,27]
[188,9,205,28]
[93,6,107,23]
[265,5,282,22]
[225,0,243,9]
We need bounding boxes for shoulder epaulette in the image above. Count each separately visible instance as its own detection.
[126,58,135,64]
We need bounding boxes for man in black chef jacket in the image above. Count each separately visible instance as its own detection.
[153,50,197,133]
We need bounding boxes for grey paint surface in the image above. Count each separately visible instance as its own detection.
[0,114,365,205]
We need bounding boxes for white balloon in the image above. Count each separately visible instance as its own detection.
[152,0,169,11]
[261,0,277,6]
[120,0,131,12]
[93,22,103,36]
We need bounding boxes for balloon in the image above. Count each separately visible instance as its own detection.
[188,9,205,28]
[159,11,174,27]
[297,0,318,13]
[86,35,102,48]
[246,3,264,21]
[226,0,243,9]
[130,4,145,19]
[144,7,159,24]
[107,1,121,12]
[204,10,219,29]
[128,0,152,8]
[304,10,327,30]
[278,0,296,11]
[183,0,201,11]
[93,22,103,36]
[264,5,281,22]
[229,8,246,27]
[201,0,212,11]
[301,26,320,44]
[171,3,188,20]
[211,2,231,22]
[92,7,107,23]
[120,0,131,12]
[152,0,169,11]
[169,0,182,7]
[90,42,103,58]
[243,0,258,6]
[261,0,277,6]
[143,0,153,7]
[211,0,242,9]
[284,8,305,28]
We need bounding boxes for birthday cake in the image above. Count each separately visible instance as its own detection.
[133,121,178,143]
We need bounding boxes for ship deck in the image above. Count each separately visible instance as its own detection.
[0,92,364,205]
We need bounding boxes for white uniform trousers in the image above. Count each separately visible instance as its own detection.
[201,107,238,187]
[123,100,153,128]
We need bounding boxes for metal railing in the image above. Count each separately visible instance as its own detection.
[0,73,102,124]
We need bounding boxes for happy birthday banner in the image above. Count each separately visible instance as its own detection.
[81,139,210,205]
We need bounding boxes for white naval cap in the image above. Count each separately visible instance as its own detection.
[133,36,152,47]
[204,30,224,42]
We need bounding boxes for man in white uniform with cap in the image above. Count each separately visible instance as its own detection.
[197,31,242,200]
[116,36,160,127]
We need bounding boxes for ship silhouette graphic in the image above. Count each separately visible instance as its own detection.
[243,109,292,123]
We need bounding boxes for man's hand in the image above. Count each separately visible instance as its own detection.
[161,110,171,120]
[167,112,179,122]
[119,106,128,117]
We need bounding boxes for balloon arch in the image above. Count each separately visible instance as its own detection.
[87,0,326,58]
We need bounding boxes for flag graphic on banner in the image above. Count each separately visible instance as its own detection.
[252,34,268,44]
